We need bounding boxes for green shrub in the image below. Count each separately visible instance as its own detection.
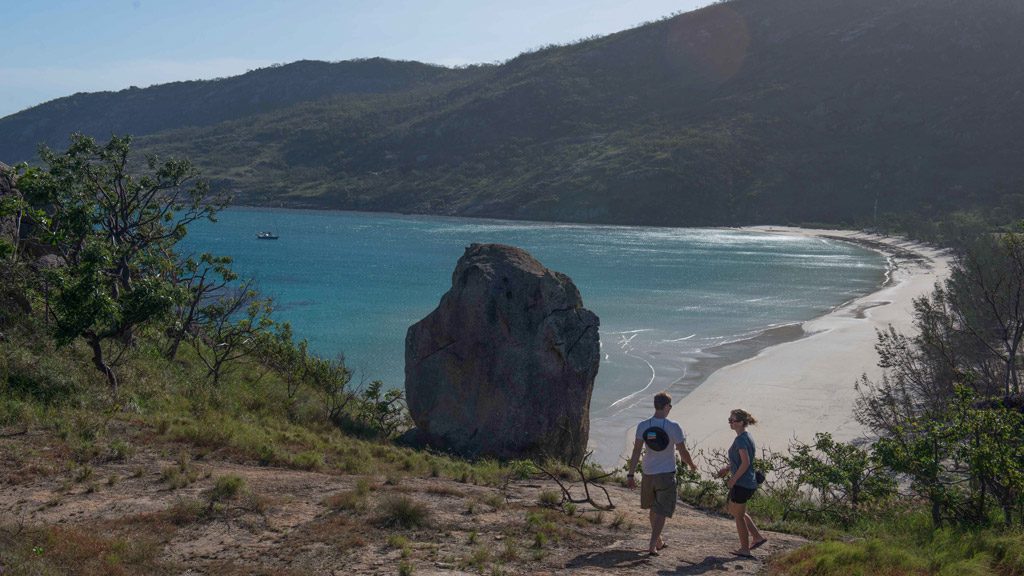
[461,546,491,571]
[290,450,324,471]
[355,477,372,496]
[775,519,1024,576]
[378,495,430,529]
[107,439,134,462]
[481,493,507,510]
[209,474,246,502]
[537,490,561,508]
[0,397,34,426]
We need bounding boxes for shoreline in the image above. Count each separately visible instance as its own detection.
[590,227,919,469]
[664,227,951,459]
[589,322,812,468]
[588,228,909,469]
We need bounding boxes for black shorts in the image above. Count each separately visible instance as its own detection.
[729,484,757,504]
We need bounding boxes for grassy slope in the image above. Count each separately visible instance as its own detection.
[2,317,1023,574]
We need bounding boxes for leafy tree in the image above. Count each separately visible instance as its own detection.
[946,388,1024,527]
[0,163,36,327]
[784,433,896,527]
[18,134,225,393]
[165,252,237,360]
[347,380,407,439]
[189,280,272,385]
[856,229,1024,527]
[252,322,309,408]
[307,353,354,424]
[873,387,1024,528]
[871,417,955,527]
[943,231,1024,396]
[251,323,354,422]
[857,228,1024,438]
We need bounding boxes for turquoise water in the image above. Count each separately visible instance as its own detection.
[182,208,886,463]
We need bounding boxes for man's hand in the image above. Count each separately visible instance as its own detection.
[627,476,637,490]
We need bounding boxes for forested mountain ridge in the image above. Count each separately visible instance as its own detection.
[3,0,1024,227]
[0,58,472,163]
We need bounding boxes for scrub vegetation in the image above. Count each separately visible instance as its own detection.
[3,135,1024,574]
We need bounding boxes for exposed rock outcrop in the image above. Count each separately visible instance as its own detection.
[405,243,600,464]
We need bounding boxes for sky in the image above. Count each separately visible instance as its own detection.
[1,0,711,118]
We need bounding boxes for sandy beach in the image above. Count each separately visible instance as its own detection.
[666,227,953,458]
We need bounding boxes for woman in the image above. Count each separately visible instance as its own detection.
[717,408,766,558]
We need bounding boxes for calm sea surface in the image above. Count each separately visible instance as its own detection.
[183,208,887,465]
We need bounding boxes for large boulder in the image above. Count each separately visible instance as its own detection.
[405,243,600,464]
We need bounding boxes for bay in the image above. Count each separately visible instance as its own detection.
[182,208,887,467]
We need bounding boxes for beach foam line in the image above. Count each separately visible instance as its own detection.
[607,351,657,410]
[662,334,697,342]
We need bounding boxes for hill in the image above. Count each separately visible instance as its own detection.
[3,0,1024,227]
[0,58,472,163]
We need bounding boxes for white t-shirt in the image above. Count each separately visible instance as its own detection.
[635,417,685,475]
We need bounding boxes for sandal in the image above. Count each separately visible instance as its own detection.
[751,538,768,550]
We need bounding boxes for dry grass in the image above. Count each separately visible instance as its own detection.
[323,489,366,512]
[0,524,173,576]
[426,484,465,497]
[377,495,431,529]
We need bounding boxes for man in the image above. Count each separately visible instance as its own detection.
[625,391,698,556]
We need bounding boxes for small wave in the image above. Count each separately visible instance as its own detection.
[713,322,802,347]
[661,334,697,342]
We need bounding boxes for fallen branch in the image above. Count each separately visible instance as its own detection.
[535,450,615,511]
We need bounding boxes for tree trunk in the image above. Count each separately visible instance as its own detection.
[86,333,118,395]
[166,335,183,360]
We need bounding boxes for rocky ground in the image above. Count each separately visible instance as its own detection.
[0,430,806,575]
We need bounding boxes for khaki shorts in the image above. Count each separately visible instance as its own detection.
[640,472,677,518]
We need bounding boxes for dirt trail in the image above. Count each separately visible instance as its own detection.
[1,433,805,575]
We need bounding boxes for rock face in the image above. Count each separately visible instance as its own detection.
[405,243,600,464]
